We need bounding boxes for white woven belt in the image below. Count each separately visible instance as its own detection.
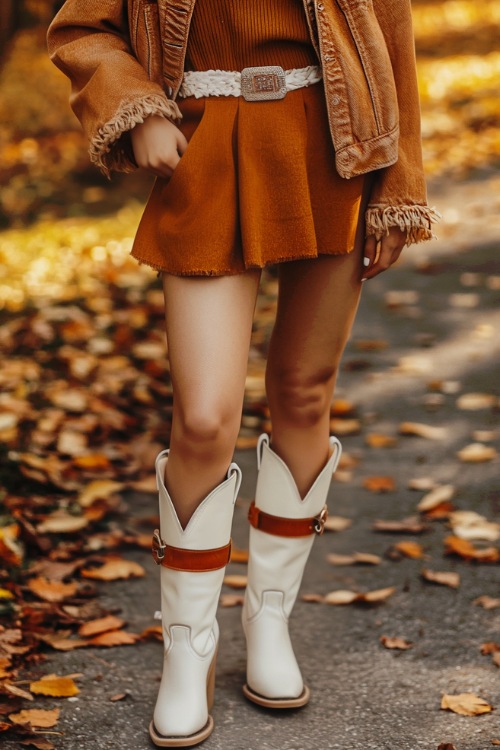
[178,64,322,101]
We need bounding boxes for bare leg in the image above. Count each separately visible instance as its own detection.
[162,270,261,527]
[265,246,363,497]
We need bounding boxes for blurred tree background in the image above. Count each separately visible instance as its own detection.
[0,0,499,310]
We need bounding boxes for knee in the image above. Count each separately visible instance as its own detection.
[173,402,240,460]
[266,365,337,428]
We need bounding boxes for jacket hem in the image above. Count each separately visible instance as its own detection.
[365,204,442,246]
[89,94,183,178]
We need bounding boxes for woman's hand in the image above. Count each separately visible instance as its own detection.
[130,115,188,179]
[361,226,407,281]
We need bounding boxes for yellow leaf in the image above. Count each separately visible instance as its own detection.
[78,480,124,508]
[27,576,78,603]
[9,708,60,728]
[30,675,80,697]
[441,693,493,716]
[78,615,125,637]
[87,630,138,647]
[81,558,145,581]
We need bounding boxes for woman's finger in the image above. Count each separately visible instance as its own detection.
[361,234,379,280]
[362,227,406,280]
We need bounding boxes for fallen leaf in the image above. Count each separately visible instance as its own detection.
[27,577,78,603]
[324,590,358,605]
[480,642,500,655]
[373,517,427,534]
[0,524,24,566]
[457,393,497,410]
[441,693,493,716]
[421,569,460,589]
[444,536,500,563]
[19,739,55,750]
[324,516,352,532]
[36,633,89,651]
[490,741,500,747]
[393,541,425,559]
[399,422,448,440]
[81,558,145,581]
[363,476,397,493]
[223,575,247,589]
[87,630,139,647]
[230,546,249,564]
[380,635,413,650]
[37,514,89,534]
[30,674,80,697]
[9,708,60,728]
[417,485,455,512]
[140,625,163,641]
[449,511,500,542]
[365,433,398,448]
[493,653,500,669]
[326,552,381,566]
[474,596,500,610]
[110,693,127,702]
[408,477,437,491]
[353,339,389,351]
[301,593,324,603]
[219,594,245,607]
[329,418,362,436]
[324,587,396,605]
[78,480,124,508]
[78,615,125,637]
[457,443,497,463]
[3,683,34,701]
[437,744,459,750]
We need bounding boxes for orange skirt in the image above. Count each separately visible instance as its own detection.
[130,81,368,276]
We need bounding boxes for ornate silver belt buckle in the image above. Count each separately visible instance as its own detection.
[240,66,287,102]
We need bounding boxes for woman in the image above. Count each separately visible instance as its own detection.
[47,1,440,746]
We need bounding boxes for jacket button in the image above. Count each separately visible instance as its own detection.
[317,2,324,9]
[331,95,340,106]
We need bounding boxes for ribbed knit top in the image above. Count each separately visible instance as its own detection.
[184,0,319,72]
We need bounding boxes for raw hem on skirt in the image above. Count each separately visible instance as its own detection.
[130,244,356,276]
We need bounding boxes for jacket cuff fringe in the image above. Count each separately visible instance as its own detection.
[365,204,442,245]
[88,94,182,178]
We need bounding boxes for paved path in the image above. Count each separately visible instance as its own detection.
[5,175,500,750]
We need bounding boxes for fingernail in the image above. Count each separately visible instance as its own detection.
[363,257,371,267]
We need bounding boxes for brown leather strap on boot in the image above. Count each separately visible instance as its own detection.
[248,501,328,537]
[152,529,232,571]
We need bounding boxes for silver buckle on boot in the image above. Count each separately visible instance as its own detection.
[152,528,166,564]
[313,506,328,535]
[241,66,287,101]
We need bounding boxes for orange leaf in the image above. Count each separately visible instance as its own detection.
[474,596,500,610]
[363,476,396,493]
[78,615,125,637]
[9,708,60,728]
[444,535,500,563]
[140,625,163,641]
[301,593,325,603]
[394,541,425,559]
[81,558,145,581]
[230,546,249,564]
[380,635,413,650]
[36,514,89,534]
[480,642,500,655]
[73,454,111,470]
[365,433,398,448]
[30,674,80,697]
[441,693,493,716]
[330,418,362,436]
[27,576,78,603]
[421,569,460,589]
[219,594,245,607]
[87,630,139,647]
[373,517,427,534]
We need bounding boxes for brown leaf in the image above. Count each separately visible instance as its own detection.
[373,517,427,534]
[36,514,89,534]
[441,693,493,716]
[449,511,500,542]
[444,535,500,563]
[301,593,325,603]
[81,558,145,581]
[326,552,381,566]
[9,708,60,728]
[20,740,55,750]
[353,338,389,351]
[27,576,78,603]
[324,587,396,605]
[399,422,447,441]
[417,485,455,512]
[110,693,127,702]
[324,590,358,605]
[474,596,500,610]
[490,741,500,747]
[36,633,89,651]
[480,643,500,655]
[3,683,34,701]
[87,630,139,647]
[223,575,247,589]
[493,653,500,669]
[380,635,413,650]
[323,516,352,532]
[331,399,357,416]
[139,626,163,641]
[219,594,245,607]
[329,418,362,436]
[393,541,425,559]
[365,433,398,448]
[78,480,124,508]
[0,524,24,566]
[408,477,437,491]
[437,744,459,750]
[230,546,249,564]
[457,443,497,463]
[30,674,80,697]
[78,615,125,637]
[421,569,460,589]
[363,476,397,493]
[457,393,497,410]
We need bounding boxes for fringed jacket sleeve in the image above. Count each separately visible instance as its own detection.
[46,0,181,177]
[364,0,440,245]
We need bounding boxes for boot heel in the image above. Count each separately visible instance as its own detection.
[206,646,218,711]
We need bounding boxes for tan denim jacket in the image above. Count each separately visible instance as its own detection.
[46,0,440,243]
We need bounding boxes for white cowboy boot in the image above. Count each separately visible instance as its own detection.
[242,433,341,708]
[149,449,242,747]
